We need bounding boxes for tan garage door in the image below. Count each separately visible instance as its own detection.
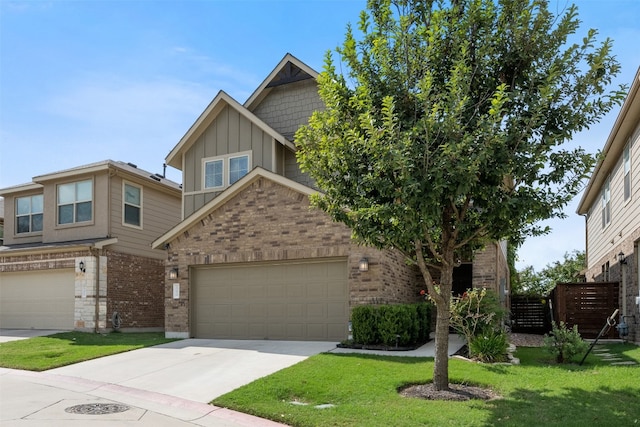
[192,258,348,341]
[0,269,75,330]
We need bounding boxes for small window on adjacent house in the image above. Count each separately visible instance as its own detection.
[16,194,43,234]
[58,180,92,225]
[623,143,631,201]
[601,177,610,229]
[203,152,251,190]
[123,182,142,227]
[602,261,610,281]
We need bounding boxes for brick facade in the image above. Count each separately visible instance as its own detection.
[164,176,423,337]
[106,250,165,330]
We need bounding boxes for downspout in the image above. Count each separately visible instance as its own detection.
[90,247,100,333]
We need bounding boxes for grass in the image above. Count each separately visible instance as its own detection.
[213,343,640,427]
[0,331,176,371]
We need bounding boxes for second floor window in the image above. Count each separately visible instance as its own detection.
[58,180,92,225]
[623,143,631,201]
[203,152,251,190]
[601,177,610,229]
[16,194,43,234]
[123,183,142,227]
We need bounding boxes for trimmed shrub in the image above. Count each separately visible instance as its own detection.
[351,303,431,348]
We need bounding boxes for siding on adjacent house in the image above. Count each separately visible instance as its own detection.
[109,175,181,259]
[584,122,640,275]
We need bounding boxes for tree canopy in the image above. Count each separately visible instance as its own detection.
[296,0,624,390]
[514,250,586,296]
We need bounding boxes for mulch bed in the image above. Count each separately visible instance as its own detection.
[399,382,501,401]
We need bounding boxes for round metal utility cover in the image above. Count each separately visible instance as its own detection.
[65,403,130,415]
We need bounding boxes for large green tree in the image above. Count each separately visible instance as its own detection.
[514,250,586,295]
[296,0,624,391]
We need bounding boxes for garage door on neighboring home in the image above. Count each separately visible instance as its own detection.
[0,269,75,330]
[191,258,349,341]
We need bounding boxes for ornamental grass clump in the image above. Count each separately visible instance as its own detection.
[543,321,589,363]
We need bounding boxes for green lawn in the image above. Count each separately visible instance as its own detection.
[213,343,640,427]
[0,332,176,371]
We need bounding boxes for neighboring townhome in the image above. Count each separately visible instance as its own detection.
[0,160,181,332]
[153,53,510,341]
[577,66,640,344]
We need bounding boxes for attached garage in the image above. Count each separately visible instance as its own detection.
[0,269,75,330]
[191,258,349,341]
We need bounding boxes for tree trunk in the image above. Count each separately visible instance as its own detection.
[432,279,452,391]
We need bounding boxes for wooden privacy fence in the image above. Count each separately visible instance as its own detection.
[510,296,551,334]
[549,282,619,339]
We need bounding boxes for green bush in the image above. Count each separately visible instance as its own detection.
[351,303,431,347]
[351,305,379,345]
[543,321,589,363]
[450,288,505,342]
[469,329,509,362]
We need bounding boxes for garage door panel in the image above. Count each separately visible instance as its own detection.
[192,259,348,340]
[0,270,74,330]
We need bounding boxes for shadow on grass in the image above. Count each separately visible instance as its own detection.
[485,385,640,426]
[326,352,430,364]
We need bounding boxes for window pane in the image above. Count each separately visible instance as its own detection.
[58,183,75,204]
[31,195,43,213]
[76,180,92,201]
[59,205,73,224]
[205,160,223,188]
[229,156,248,184]
[124,205,140,226]
[17,216,30,233]
[31,214,43,232]
[16,197,30,215]
[76,201,92,222]
[125,184,140,205]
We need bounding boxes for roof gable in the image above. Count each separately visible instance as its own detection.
[244,53,319,112]
[165,91,293,170]
[152,167,317,249]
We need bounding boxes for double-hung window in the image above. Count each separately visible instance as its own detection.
[601,176,611,229]
[58,180,92,225]
[203,152,251,190]
[623,143,631,201]
[123,182,142,227]
[16,194,43,234]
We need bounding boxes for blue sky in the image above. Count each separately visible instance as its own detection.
[1,0,639,271]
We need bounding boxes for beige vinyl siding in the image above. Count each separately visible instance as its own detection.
[182,105,276,217]
[586,124,640,270]
[108,176,181,259]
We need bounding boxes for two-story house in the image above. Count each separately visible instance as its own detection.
[0,160,181,332]
[152,53,510,341]
[577,66,640,344]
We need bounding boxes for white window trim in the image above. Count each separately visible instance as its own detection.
[623,142,631,203]
[56,179,94,227]
[202,150,252,191]
[601,176,611,230]
[122,180,143,229]
[15,194,44,235]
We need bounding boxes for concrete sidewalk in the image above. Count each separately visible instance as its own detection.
[0,335,465,426]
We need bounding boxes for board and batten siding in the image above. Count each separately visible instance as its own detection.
[182,105,276,218]
[109,176,181,259]
[586,122,640,271]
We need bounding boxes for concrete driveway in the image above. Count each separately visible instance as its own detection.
[0,337,336,426]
